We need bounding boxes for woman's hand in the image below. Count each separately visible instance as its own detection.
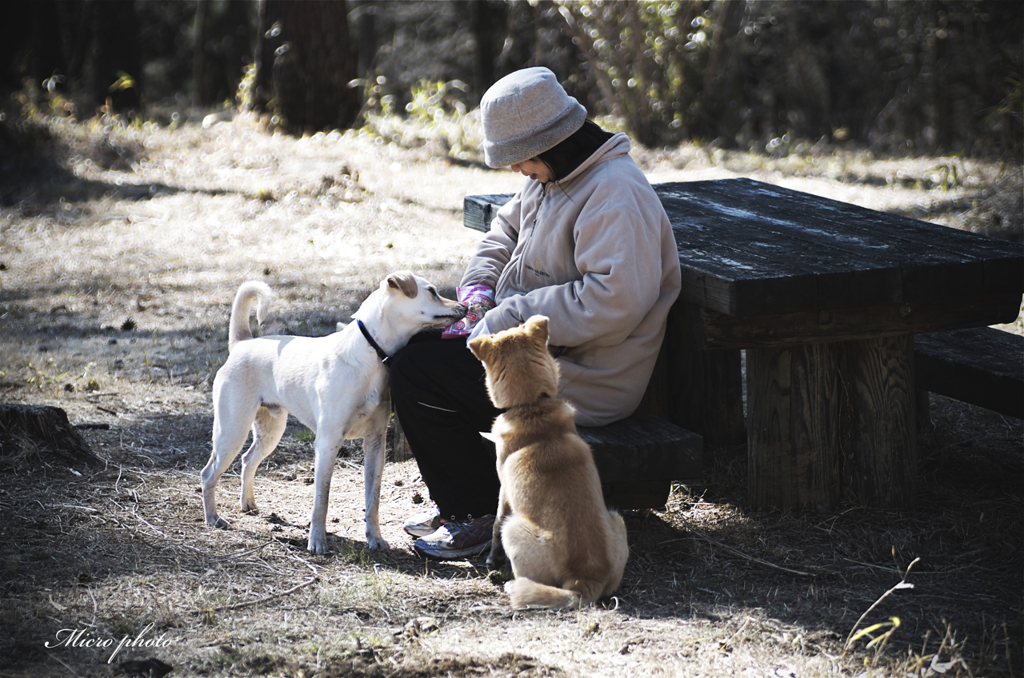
[466,315,491,342]
[442,284,495,339]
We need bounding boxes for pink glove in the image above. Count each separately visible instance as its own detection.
[442,284,495,338]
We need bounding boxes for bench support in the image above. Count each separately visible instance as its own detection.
[639,302,745,456]
[747,334,917,510]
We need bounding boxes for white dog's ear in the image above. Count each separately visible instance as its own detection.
[385,271,418,298]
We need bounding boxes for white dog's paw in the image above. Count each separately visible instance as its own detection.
[307,535,330,554]
[207,515,230,529]
[366,534,390,550]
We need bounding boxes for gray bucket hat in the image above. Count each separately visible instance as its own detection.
[480,67,587,168]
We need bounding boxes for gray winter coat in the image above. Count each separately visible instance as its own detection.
[462,133,681,426]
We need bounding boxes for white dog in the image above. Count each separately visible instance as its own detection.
[201,272,466,554]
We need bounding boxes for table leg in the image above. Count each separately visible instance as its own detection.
[640,302,745,458]
[746,334,916,510]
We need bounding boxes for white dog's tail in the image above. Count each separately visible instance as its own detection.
[228,281,273,350]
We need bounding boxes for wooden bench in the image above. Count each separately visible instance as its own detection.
[579,413,701,510]
[475,414,701,510]
[391,407,701,510]
[915,327,1023,420]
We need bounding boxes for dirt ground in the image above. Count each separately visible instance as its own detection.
[0,113,1021,678]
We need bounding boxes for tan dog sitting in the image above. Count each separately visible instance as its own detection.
[469,315,629,610]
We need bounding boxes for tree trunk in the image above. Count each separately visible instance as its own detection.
[92,0,142,113]
[698,0,745,145]
[268,1,361,133]
[193,0,209,106]
[352,0,378,79]
[0,404,101,470]
[470,0,502,102]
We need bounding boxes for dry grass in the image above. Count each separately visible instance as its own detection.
[0,112,1021,677]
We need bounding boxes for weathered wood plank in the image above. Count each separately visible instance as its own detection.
[675,178,1017,270]
[638,302,744,452]
[658,178,1022,313]
[464,193,513,232]
[915,328,1023,419]
[748,335,917,510]
[843,335,916,508]
[747,347,793,507]
[698,294,1022,349]
[578,413,702,483]
[659,189,904,315]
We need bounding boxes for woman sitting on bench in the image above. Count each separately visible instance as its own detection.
[390,67,681,560]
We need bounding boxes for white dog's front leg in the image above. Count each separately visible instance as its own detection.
[308,439,342,554]
[362,406,391,550]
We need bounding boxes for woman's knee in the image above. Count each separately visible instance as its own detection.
[390,340,438,393]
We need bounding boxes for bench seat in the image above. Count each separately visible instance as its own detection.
[915,327,1023,419]
[578,413,702,510]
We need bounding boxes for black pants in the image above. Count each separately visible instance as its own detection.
[389,332,502,519]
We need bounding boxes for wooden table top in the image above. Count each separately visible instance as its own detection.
[657,178,1022,318]
[464,177,1023,323]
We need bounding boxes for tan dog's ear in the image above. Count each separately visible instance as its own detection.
[524,315,550,344]
[468,335,491,362]
[385,271,418,298]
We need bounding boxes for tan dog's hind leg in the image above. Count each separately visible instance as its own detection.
[501,515,604,610]
[239,406,288,514]
[486,485,512,571]
[601,510,629,599]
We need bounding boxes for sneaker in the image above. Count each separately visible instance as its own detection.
[403,507,442,537]
[413,514,495,560]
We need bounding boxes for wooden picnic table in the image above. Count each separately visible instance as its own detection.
[464,178,1023,511]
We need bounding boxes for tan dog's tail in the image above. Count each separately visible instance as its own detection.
[228,281,273,350]
[505,577,608,611]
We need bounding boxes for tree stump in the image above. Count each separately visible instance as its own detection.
[0,404,101,469]
[388,416,414,463]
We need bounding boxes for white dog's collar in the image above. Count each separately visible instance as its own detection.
[356,319,391,366]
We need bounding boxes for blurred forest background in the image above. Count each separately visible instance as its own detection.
[1,0,1021,160]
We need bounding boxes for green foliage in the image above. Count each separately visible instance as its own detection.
[357,78,483,161]
[108,71,136,94]
[404,79,469,125]
[558,0,709,148]
[927,158,966,193]
[236,62,257,113]
[557,0,1022,156]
